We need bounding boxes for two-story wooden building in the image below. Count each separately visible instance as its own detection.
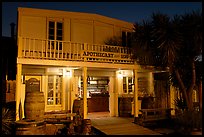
[15,7,176,121]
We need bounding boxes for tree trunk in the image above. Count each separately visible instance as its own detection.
[175,69,190,109]
[187,61,196,110]
[187,89,193,110]
[174,60,196,111]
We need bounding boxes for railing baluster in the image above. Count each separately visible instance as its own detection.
[53,40,55,58]
[23,38,26,57]
[45,40,47,58]
[41,40,44,58]
[57,41,59,59]
[31,39,33,57]
[33,39,36,58]
[49,40,51,59]
[61,41,63,59]
[69,42,71,59]
[28,38,30,57]
[77,43,78,59]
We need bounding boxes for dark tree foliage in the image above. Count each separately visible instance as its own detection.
[131,10,202,110]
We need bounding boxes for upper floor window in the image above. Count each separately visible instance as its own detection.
[122,31,132,47]
[48,21,63,50]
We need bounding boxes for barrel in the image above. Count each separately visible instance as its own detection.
[72,99,83,115]
[119,97,132,117]
[82,119,92,135]
[15,119,45,135]
[25,91,45,121]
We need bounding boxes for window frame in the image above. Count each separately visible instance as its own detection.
[47,75,63,106]
[47,19,64,50]
[123,76,134,94]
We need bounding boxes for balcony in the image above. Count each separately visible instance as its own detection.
[18,37,134,64]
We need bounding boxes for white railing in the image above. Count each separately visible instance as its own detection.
[18,37,134,64]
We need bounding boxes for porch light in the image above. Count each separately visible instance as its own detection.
[65,70,72,77]
[117,71,123,78]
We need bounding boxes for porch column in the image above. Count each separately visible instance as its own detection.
[64,69,73,112]
[115,71,122,117]
[82,67,88,119]
[70,70,76,115]
[16,63,22,121]
[133,69,139,123]
[68,74,72,112]
[109,76,114,116]
[62,73,66,111]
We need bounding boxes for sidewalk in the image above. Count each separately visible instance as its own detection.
[89,113,161,135]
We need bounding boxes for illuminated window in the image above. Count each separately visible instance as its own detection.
[47,75,62,105]
[123,77,134,94]
[48,21,63,50]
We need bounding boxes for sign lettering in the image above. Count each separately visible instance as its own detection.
[82,51,130,60]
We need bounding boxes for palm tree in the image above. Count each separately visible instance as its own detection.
[171,11,202,110]
[131,10,202,110]
[132,20,162,66]
[104,36,123,46]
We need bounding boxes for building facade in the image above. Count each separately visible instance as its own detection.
[16,7,175,121]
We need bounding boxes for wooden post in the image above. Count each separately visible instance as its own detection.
[16,63,22,121]
[83,67,88,119]
[133,69,139,123]
[18,37,22,58]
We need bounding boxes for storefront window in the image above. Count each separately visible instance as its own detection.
[47,75,62,105]
[123,77,134,94]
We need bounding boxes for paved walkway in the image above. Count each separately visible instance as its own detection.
[88,112,161,135]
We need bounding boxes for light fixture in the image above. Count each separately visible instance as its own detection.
[117,71,123,78]
[65,70,72,77]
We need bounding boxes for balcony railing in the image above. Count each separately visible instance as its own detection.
[18,37,134,64]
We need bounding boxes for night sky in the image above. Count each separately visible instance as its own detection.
[2,2,202,37]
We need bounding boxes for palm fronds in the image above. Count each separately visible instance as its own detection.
[2,106,16,135]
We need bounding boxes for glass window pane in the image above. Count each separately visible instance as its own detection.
[56,98,61,105]
[49,21,55,28]
[57,30,62,36]
[55,75,62,105]
[122,31,126,47]
[49,28,54,35]
[128,77,133,93]
[48,76,54,105]
[49,35,54,40]
[57,22,62,29]
[123,77,127,93]
[48,97,54,105]
[57,36,62,40]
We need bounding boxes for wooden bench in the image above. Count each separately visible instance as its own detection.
[44,111,76,124]
[138,108,172,126]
